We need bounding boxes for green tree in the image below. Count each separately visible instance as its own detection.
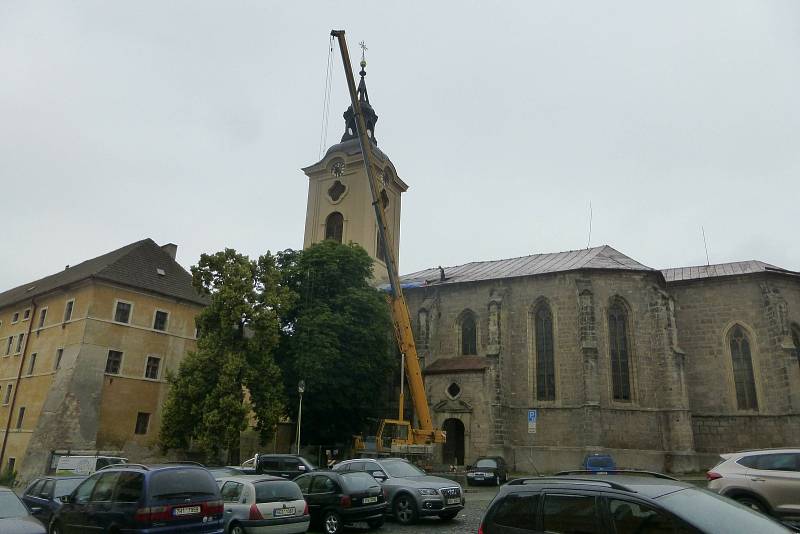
[277,240,395,445]
[159,249,291,463]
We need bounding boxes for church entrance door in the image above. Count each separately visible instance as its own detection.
[442,418,465,466]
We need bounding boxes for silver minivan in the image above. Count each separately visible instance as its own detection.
[216,475,310,534]
[707,448,800,519]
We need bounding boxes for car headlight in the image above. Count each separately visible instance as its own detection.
[417,488,438,496]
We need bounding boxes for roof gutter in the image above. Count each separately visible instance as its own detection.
[0,299,37,473]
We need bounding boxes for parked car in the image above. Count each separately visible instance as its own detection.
[466,457,508,486]
[707,448,800,519]
[216,475,309,534]
[49,463,224,533]
[581,453,617,472]
[21,476,85,525]
[479,472,796,533]
[332,457,464,525]
[250,455,315,480]
[54,455,127,476]
[0,486,46,533]
[294,470,386,534]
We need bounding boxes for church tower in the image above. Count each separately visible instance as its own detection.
[301,59,408,282]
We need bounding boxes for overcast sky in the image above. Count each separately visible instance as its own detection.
[1,1,798,290]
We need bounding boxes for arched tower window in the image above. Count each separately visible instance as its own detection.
[324,212,343,243]
[791,324,800,370]
[461,313,477,356]
[535,301,556,401]
[608,299,632,401]
[730,325,758,410]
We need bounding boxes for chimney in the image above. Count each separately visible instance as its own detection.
[161,243,178,260]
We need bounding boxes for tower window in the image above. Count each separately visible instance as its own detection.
[730,325,758,410]
[328,180,346,201]
[608,299,632,401]
[325,212,344,243]
[447,382,462,399]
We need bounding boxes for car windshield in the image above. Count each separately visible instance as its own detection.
[382,461,425,478]
[254,480,303,503]
[475,459,498,468]
[587,456,614,468]
[341,472,380,491]
[54,478,84,497]
[150,469,218,500]
[0,492,29,519]
[658,488,792,534]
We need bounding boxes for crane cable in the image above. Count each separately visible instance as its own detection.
[318,36,335,159]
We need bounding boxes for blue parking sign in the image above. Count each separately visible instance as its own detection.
[528,409,537,433]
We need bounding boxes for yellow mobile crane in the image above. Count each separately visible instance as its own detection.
[330,30,446,456]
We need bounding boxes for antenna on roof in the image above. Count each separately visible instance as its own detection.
[586,201,593,249]
[701,226,710,266]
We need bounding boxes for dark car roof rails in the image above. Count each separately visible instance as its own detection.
[98,463,150,471]
[554,470,678,481]
[507,476,636,493]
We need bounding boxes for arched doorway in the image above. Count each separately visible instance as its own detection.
[442,418,465,466]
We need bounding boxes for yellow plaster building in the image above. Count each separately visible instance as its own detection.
[0,239,206,483]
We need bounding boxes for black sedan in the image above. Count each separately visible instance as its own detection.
[21,476,85,526]
[466,456,508,486]
[0,487,46,533]
[294,470,387,534]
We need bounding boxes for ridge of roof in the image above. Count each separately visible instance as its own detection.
[0,239,207,309]
[661,260,799,283]
[399,245,653,287]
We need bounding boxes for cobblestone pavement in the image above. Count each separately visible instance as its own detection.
[342,485,500,534]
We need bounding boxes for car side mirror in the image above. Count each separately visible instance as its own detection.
[59,495,73,504]
[372,471,387,482]
[298,465,306,471]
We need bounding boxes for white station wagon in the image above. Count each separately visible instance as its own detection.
[216,475,310,534]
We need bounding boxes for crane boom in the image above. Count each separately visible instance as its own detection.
[330,30,443,445]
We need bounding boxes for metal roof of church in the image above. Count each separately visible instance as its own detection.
[0,239,208,309]
[400,245,653,287]
[661,261,800,282]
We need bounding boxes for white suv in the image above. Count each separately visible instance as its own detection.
[707,448,800,519]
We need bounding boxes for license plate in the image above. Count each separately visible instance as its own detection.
[274,507,296,517]
[474,475,484,479]
[446,498,460,505]
[363,496,378,504]
[173,506,200,516]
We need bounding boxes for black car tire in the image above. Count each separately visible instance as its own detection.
[229,522,245,534]
[50,522,63,534]
[439,511,458,521]
[735,496,768,514]
[323,510,343,534]
[367,517,385,529]
[393,494,419,525]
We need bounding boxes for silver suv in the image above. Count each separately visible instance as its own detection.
[707,448,800,519]
[332,458,464,524]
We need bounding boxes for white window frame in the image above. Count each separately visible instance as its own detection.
[2,384,12,405]
[112,299,134,325]
[11,312,19,325]
[22,308,31,321]
[63,299,75,323]
[55,348,64,370]
[4,337,12,357]
[37,307,48,329]
[144,355,161,380]
[15,406,25,429]
[15,333,25,354]
[105,349,124,375]
[152,309,170,332]
[27,353,37,375]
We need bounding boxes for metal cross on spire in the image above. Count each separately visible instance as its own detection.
[359,41,368,63]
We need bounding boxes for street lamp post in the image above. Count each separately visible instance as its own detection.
[296,380,305,455]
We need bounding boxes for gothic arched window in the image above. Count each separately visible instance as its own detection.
[792,324,800,370]
[325,212,343,243]
[535,302,556,401]
[730,325,758,410]
[608,300,632,401]
[461,313,477,356]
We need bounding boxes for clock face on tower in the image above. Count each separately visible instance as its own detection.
[331,161,345,178]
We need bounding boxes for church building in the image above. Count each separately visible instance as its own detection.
[302,63,800,473]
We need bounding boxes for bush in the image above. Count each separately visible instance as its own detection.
[0,467,17,487]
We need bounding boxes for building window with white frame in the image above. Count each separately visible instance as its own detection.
[37,308,47,329]
[114,301,132,324]
[145,356,161,380]
[63,300,75,322]
[15,406,25,429]
[22,309,30,321]
[11,312,19,324]
[5,338,12,356]
[105,350,123,374]
[27,353,37,375]
[55,348,64,370]
[15,333,24,354]
[3,384,11,405]
[153,311,168,332]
